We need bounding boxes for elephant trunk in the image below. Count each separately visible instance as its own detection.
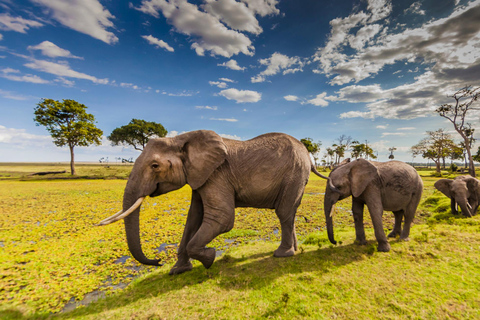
[456,198,473,218]
[324,194,337,245]
[123,192,162,266]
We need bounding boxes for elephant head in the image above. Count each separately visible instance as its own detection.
[97,130,227,265]
[324,158,379,244]
[434,176,480,217]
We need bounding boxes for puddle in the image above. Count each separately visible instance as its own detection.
[156,243,177,254]
[62,290,106,313]
[306,192,325,195]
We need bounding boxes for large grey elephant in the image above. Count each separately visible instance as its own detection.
[320,159,423,252]
[97,130,328,275]
[434,175,480,217]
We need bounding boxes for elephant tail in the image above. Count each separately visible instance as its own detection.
[311,164,329,180]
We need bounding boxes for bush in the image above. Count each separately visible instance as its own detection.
[450,163,458,172]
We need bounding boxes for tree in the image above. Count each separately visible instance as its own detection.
[34,99,103,175]
[411,129,456,173]
[388,147,397,160]
[436,85,480,176]
[350,142,377,160]
[301,138,322,166]
[108,119,168,151]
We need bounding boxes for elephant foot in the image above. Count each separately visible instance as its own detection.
[169,260,193,275]
[355,238,367,245]
[377,241,391,252]
[199,248,216,269]
[273,246,295,257]
[387,230,400,238]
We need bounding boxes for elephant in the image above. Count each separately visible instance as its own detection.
[97,130,328,275]
[434,175,480,217]
[319,158,423,252]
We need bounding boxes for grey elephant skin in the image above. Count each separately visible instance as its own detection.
[99,130,327,275]
[323,159,423,252]
[434,175,480,217]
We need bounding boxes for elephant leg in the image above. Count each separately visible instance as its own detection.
[352,199,367,245]
[366,201,390,252]
[169,191,203,275]
[388,210,403,238]
[273,190,303,257]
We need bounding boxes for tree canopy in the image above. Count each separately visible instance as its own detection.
[436,85,480,176]
[108,119,168,151]
[300,138,322,166]
[33,99,103,175]
[411,129,457,173]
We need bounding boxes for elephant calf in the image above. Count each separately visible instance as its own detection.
[97,130,328,275]
[434,175,480,217]
[320,159,423,252]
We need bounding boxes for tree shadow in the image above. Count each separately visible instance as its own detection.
[33,239,384,319]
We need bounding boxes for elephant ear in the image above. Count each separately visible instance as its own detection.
[466,177,480,197]
[177,130,227,190]
[349,159,379,198]
[434,179,453,198]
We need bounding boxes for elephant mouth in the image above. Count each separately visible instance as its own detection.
[149,183,162,197]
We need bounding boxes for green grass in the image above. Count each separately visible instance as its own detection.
[1,163,479,319]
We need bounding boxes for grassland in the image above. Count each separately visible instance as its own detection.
[0,163,479,319]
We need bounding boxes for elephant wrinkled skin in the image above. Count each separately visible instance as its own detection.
[322,159,423,252]
[434,175,480,217]
[98,130,328,275]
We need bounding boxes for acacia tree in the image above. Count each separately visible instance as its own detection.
[350,142,377,160]
[34,99,103,175]
[108,119,168,151]
[411,129,456,173]
[301,138,322,166]
[436,86,480,176]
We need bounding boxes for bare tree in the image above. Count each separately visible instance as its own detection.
[436,86,480,176]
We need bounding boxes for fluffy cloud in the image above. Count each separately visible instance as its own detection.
[217,59,246,70]
[203,0,262,34]
[210,117,238,122]
[0,125,50,145]
[209,81,228,88]
[1,68,50,84]
[404,2,425,16]
[27,41,83,59]
[196,105,218,110]
[22,57,109,84]
[307,93,330,107]
[142,35,174,52]
[284,95,299,101]
[218,88,261,103]
[135,0,265,57]
[31,0,118,44]
[0,89,33,100]
[0,13,43,33]
[251,52,304,83]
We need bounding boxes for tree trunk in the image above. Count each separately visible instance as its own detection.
[69,144,76,175]
[434,159,441,173]
[465,144,476,177]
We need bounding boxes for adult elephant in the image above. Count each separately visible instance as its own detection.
[320,159,423,252]
[97,130,328,275]
[434,175,480,217]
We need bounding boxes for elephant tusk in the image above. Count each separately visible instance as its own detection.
[330,204,336,218]
[467,202,473,210]
[455,203,458,212]
[96,197,145,226]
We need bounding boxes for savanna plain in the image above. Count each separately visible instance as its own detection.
[0,163,479,319]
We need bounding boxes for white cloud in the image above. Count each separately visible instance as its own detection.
[397,127,416,131]
[22,57,109,84]
[0,89,33,100]
[382,132,407,137]
[135,0,255,57]
[376,125,388,129]
[0,125,51,145]
[217,59,246,70]
[120,83,141,90]
[0,33,2,40]
[251,52,304,83]
[219,77,235,82]
[218,88,261,103]
[209,81,228,88]
[27,41,83,59]
[142,35,174,52]
[31,0,118,44]
[203,0,262,34]
[1,68,50,84]
[54,77,75,87]
[307,92,330,107]
[404,2,425,16]
[196,105,218,110]
[210,117,238,122]
[218,133,241,140]
[284,95,298,102]
[0,13,43,33]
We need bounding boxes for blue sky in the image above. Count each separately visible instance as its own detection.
[1,0,480,163]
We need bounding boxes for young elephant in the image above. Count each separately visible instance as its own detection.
[434,175,480,217]
[321,159,423,252]
[97,130,328,275]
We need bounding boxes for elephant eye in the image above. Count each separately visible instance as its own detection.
[151,163,159,169]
